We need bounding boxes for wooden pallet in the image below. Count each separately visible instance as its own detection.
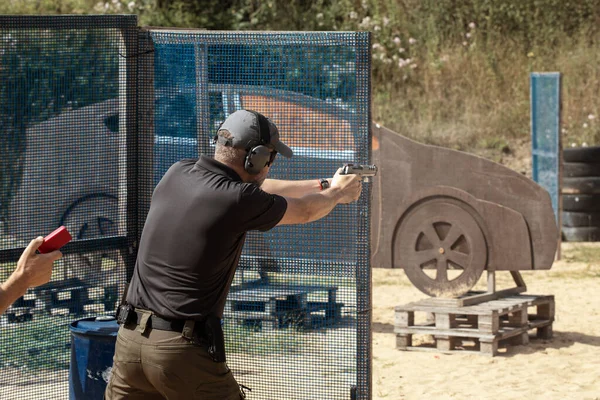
[3,279,120,323]
[225,283,342,330]
[394,294,554,356]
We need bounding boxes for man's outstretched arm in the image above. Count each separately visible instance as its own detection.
[262,178,331,198]
[277,169,361,226]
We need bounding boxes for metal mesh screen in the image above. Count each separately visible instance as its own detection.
[0,15,137,399]
[0,21,371,400]
[531,72,562,224]
[140,30,372,399]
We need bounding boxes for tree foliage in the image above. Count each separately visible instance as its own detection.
[0,29,118,228]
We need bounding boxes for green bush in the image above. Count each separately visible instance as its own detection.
[0,26,119,225]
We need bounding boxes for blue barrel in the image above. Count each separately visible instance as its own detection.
[69,316,119,400]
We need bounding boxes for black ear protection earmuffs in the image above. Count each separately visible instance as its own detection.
[245,145,273,175]
[244,111,276,175]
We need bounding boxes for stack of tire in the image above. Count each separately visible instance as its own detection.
[562,146,600,242]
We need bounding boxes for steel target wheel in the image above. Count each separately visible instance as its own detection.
[395,199,487,298]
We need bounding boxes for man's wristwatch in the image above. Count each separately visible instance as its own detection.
[319,178,330,190]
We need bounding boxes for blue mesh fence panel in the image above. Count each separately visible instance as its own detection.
[142,30,372,400]
[531,72,561,224]
[0,15,138,399]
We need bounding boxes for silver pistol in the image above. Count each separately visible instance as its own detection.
[340,164,378,178]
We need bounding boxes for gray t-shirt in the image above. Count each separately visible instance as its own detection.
[127,156,287,319]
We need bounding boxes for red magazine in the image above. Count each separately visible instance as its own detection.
[38,226,72,254]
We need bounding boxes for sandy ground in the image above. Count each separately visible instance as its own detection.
[372,242,600,400]
[3,243,599,400]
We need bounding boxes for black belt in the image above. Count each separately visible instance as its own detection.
[130,310,213,350]
[128,309,226,363]
[133,311,189,332]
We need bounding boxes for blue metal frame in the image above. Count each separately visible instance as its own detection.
[530,72,561,225]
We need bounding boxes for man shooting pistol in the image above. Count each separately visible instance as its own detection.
[105,109,364,400]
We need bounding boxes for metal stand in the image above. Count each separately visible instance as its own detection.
[432,270,527,307]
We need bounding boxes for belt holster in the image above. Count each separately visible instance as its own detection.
[193,315,226,363]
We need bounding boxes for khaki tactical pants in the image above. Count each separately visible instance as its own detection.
[105,322,243,399]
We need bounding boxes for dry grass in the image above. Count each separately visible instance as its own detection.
[374,35,600,174]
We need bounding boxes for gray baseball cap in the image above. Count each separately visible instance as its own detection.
[217,110,293,158]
